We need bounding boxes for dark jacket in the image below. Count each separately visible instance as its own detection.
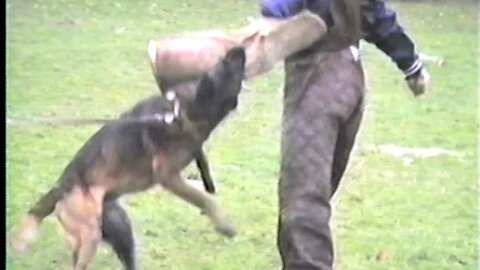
[261,0,423,77]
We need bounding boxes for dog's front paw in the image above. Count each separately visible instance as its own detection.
[215,221,237,238]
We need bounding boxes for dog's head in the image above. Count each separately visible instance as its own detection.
[187,47,246,124]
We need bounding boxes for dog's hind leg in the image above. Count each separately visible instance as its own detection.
[57,186,104,270]
[194,149,216,194]
[73,227,101,270]
[162,175,236,238]
[102,200,136,270]
[57,214,100,270]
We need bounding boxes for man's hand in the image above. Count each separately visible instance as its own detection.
[406,67,431,97]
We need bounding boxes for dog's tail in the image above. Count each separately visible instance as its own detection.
[12,185,64,254]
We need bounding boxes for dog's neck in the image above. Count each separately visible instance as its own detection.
[160,81,235,142]
[177,100,228,142]
[178,110,211,142]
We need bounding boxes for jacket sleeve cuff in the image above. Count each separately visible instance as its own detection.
[403,57,423,77]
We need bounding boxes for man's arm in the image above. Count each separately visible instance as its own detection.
[260,0,307,18]
[361,0,421,77]
[261,0,332,26]
[261,0,420,74]
[260,0,430,95]
[360,0,430,95]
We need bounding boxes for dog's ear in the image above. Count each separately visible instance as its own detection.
[195,74,215,104]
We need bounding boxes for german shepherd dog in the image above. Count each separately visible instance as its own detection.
[12,47,247,270]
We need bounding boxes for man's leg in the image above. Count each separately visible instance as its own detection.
[331,100,365,198]
[278,49,365,270]
[278,111,339,270]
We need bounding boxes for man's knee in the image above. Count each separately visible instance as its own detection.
[280,196,332,227]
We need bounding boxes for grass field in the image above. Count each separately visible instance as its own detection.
[6,0,478,269]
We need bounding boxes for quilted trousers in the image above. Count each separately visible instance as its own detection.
[278,47,366,270]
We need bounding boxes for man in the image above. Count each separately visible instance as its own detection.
[147,1,429,268]
[260,0,430,269]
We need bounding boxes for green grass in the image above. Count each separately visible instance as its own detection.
[6,0,478,269]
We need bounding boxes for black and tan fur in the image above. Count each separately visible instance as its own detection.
[12,47,246,270]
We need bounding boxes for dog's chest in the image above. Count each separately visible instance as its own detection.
[151,147,196,182]
[106,166,155,194]
[111,148,194,194]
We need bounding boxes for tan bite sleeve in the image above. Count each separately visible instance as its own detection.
[148,11,327,83]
